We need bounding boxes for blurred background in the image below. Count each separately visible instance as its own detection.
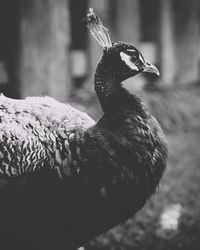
[0,0,200,249]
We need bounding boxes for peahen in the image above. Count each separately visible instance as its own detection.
[0,9,168,250]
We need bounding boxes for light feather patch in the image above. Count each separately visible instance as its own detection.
[85,9,112,48]
[120,52,138,71]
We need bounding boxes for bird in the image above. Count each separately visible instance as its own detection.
[0,9,168,250]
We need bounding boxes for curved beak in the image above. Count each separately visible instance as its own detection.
[143,61,160,76]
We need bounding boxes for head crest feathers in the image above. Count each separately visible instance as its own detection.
[84,8,112,48]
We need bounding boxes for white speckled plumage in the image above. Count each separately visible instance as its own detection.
[0,94,95,178]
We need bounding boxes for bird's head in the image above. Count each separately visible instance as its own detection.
[101,42,159,82]
[85,9,159,84]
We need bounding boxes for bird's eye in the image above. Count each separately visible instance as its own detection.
[126,49,139,61]
[131,52,139,61]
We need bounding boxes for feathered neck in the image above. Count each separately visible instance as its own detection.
[94,60,146,117]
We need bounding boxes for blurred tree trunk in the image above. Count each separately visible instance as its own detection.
[160,0,176,86]
[160,0,200,86]
[17,0,71,101]
[173,0,200,85]
[114,0,140,46]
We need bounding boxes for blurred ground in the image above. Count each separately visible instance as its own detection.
[71,83,200,250]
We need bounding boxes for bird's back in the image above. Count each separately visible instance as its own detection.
[0,94,95,178]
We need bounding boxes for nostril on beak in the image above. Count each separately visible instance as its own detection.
[143,61,160,76]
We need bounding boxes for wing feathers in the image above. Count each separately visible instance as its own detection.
[0,95,95,179]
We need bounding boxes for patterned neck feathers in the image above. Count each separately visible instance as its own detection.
[94,60,146,116]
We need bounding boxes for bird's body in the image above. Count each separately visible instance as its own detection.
[0,92,167,250]
[0,9,168,250]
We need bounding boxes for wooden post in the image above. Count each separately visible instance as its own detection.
[173,0,200,85]
[17,0,71,101]
[115,0,140,46]
[160,0,176,85]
